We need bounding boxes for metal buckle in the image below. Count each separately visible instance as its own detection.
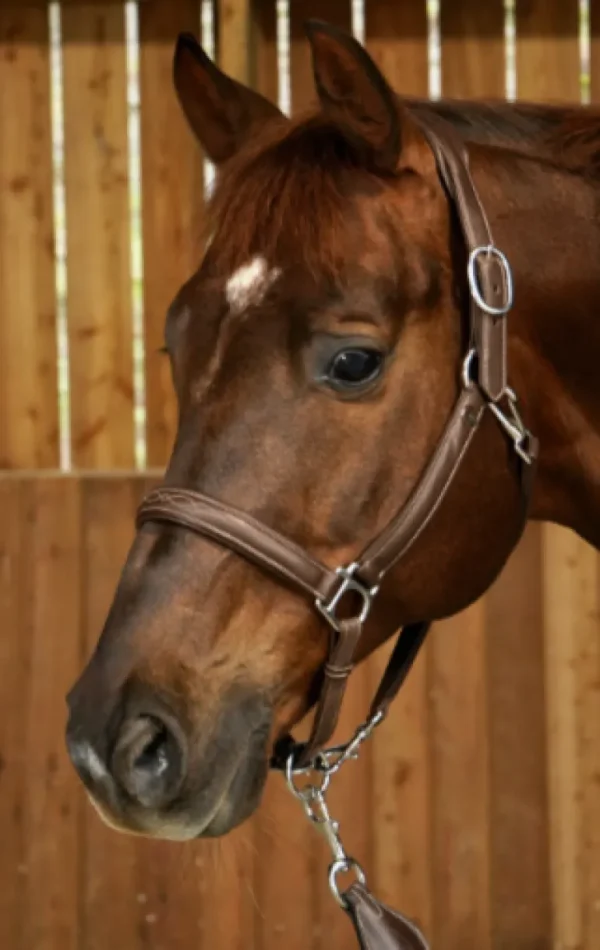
[316,562,379,631]
[489,387,534,465]
[467,244,514,317]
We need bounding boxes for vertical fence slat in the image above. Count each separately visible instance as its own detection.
[0,9,59,469]
[362,5,431,937]
[219,0,251,81]
[515,8,585,946]
[252,0,278,108]
[0,480,31,950]
[370,648,432,938]
[140,0,204,468]
[441,1,505,98]
[289,1,351,114]
[429,602,492,950]
[516,1,580,102]
[365,0,428,98]
[0,479,82,950]
[543,527,600,950]
[485,528,552,949]
[80,477,142,950]
[62,4,134,469]
[22,479,82,950]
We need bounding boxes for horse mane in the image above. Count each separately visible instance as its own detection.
[204,99,600,280]
[410,97,600,173]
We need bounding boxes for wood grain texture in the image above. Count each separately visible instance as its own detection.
[516,0,581,103]
[21,480,82,950]
[218,0,252,82]
[370,644,432,938]
[0,480,82,950]
[62,5,134,468]
[0,480,32,950]
[365,0,428,98]
[441,1,505,99]
[0,8,59,469]
[485,527,551,949]
[139,0,204,468]
[252,0,278,108]
[543,526,600,950]
[429,602,492,950]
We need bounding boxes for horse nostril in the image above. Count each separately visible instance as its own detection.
[112,714,186,810]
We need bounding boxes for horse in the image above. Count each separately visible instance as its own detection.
[65,20,600,852]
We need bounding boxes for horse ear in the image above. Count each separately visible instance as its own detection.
[173,33,284,164]
[305,20,405,171]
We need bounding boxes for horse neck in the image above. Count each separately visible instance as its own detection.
[469,144,600,547]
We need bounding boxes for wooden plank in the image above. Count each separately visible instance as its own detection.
[515,10,585,947]
[218,0,251,82]
[139,0,204,468]
[370,644,432,938]
[441,1,505,99]
[62,5,134,468]
[429,602,492,950]
[365,0,428,99]
[0,480,31,950]
[251,0,279,107]
[198,824,257,950]
[79,477,142,950]
[516,1,581,103]
[543,526,600,950]
[485,527,551,949]
[0,8,59,469]
[20,479,82,950]
[289,1,352,114]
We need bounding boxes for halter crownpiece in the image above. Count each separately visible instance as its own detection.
[136,112,538,949]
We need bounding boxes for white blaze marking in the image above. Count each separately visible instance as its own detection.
[225,256,280,313]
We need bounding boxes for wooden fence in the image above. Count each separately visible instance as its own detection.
[0,2,599,949]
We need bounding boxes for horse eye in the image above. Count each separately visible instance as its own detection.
[327,348,384,388]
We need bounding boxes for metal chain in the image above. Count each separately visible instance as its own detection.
[285,709,385,907]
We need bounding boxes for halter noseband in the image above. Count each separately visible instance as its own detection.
[136,114,538,771]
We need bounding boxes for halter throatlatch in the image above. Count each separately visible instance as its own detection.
[136,113,538,950]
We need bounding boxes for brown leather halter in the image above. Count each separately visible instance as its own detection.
[136,114,538,949]
[136,114,538,770]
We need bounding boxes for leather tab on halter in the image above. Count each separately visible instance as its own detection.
[294,616,364,769]
[344,884,429,950]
